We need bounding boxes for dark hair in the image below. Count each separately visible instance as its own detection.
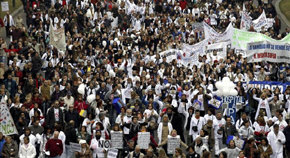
[273,124,279,129]
[219,151,227,158]
[261,137,269,145]
[24,136,30,142]
[202,151,211,158]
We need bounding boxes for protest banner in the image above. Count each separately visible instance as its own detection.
[222,96,244,123]
[182,39,208,66]
[49,23,66,52]
[240,11,252,30]
[247,41,290,63]
[192,22,204,32]
[0,103,18,136]
[70,142,81,152]
[240,10,273,32]
[107,148,118,158]
[159,49,182,63]
[111,131,123,149]
[252,10,268,32]
[137,132,150,149]
[247,81,290,93]
[203,22,233,43]
[167,136,180,154]
[232,28,290,50]
[206,41,229,58]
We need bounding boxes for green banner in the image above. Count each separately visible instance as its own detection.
[232,28,290,50]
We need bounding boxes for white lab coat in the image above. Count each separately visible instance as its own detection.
[157,122,173,144]
[19,134,37,147]
[90,137,106,158]
[58,131,66,158]
[19,143,36,158]
[189,117,206,141]
[253,94,273,120]
[3,15,15,26]
[267,131,286,158]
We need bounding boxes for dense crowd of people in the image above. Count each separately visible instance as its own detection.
[0,0,290,157]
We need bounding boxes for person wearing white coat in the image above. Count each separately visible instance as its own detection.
[19,136,36,158]
[3,12,15,37]
[157,115,173,144]
[253,93,274,120]
[267,124,286,158]
[189,110,206,142]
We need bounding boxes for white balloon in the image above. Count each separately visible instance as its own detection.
[77,84,86,95]
[230,89,238,96]
[222,77,231,83]
[216,90,222,96]
[215,81,223,89]
[87,94,96,103]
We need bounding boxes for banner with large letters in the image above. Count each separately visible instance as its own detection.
[222,96,244,123]
[246,41,290,63]
[248,81,290,93]
[232,28,290,50]
[205,41,230,58]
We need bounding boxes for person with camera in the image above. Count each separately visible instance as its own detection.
[189,110,206,142]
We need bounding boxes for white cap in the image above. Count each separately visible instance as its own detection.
[79,139,86,144]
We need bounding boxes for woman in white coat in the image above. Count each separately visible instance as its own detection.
[253,93,274,120]
[267,124,286,158]
[189,110,206,142]
[157,115,173,144]
[19,136,36,158]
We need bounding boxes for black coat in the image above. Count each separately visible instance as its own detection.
[46,108,64,128]
[65,110,80,128]
[65,125,77,145]
[283,125,290,150]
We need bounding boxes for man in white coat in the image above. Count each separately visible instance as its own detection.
[267,124,286,158]
[3,12,15,37]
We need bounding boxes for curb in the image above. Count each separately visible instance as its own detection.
[11,5,23,17]
[274,0,290,28]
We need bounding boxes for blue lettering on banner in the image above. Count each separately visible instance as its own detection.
[222,96,244,123]
[248,81,290,93]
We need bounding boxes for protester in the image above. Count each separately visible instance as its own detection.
[19,136,36,158]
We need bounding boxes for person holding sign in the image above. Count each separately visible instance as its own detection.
[132,125,158,148]
[90,130,106,158]
[75,140,92,158]
[192,87,212,116]
[158,129,187,155]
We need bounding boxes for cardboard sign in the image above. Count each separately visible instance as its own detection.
[167,136,180,154]
[137,132,150,149]
[70,142,81,152]
[107,148,118,158]
[1,2,9,12]
[111,131,123,149]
